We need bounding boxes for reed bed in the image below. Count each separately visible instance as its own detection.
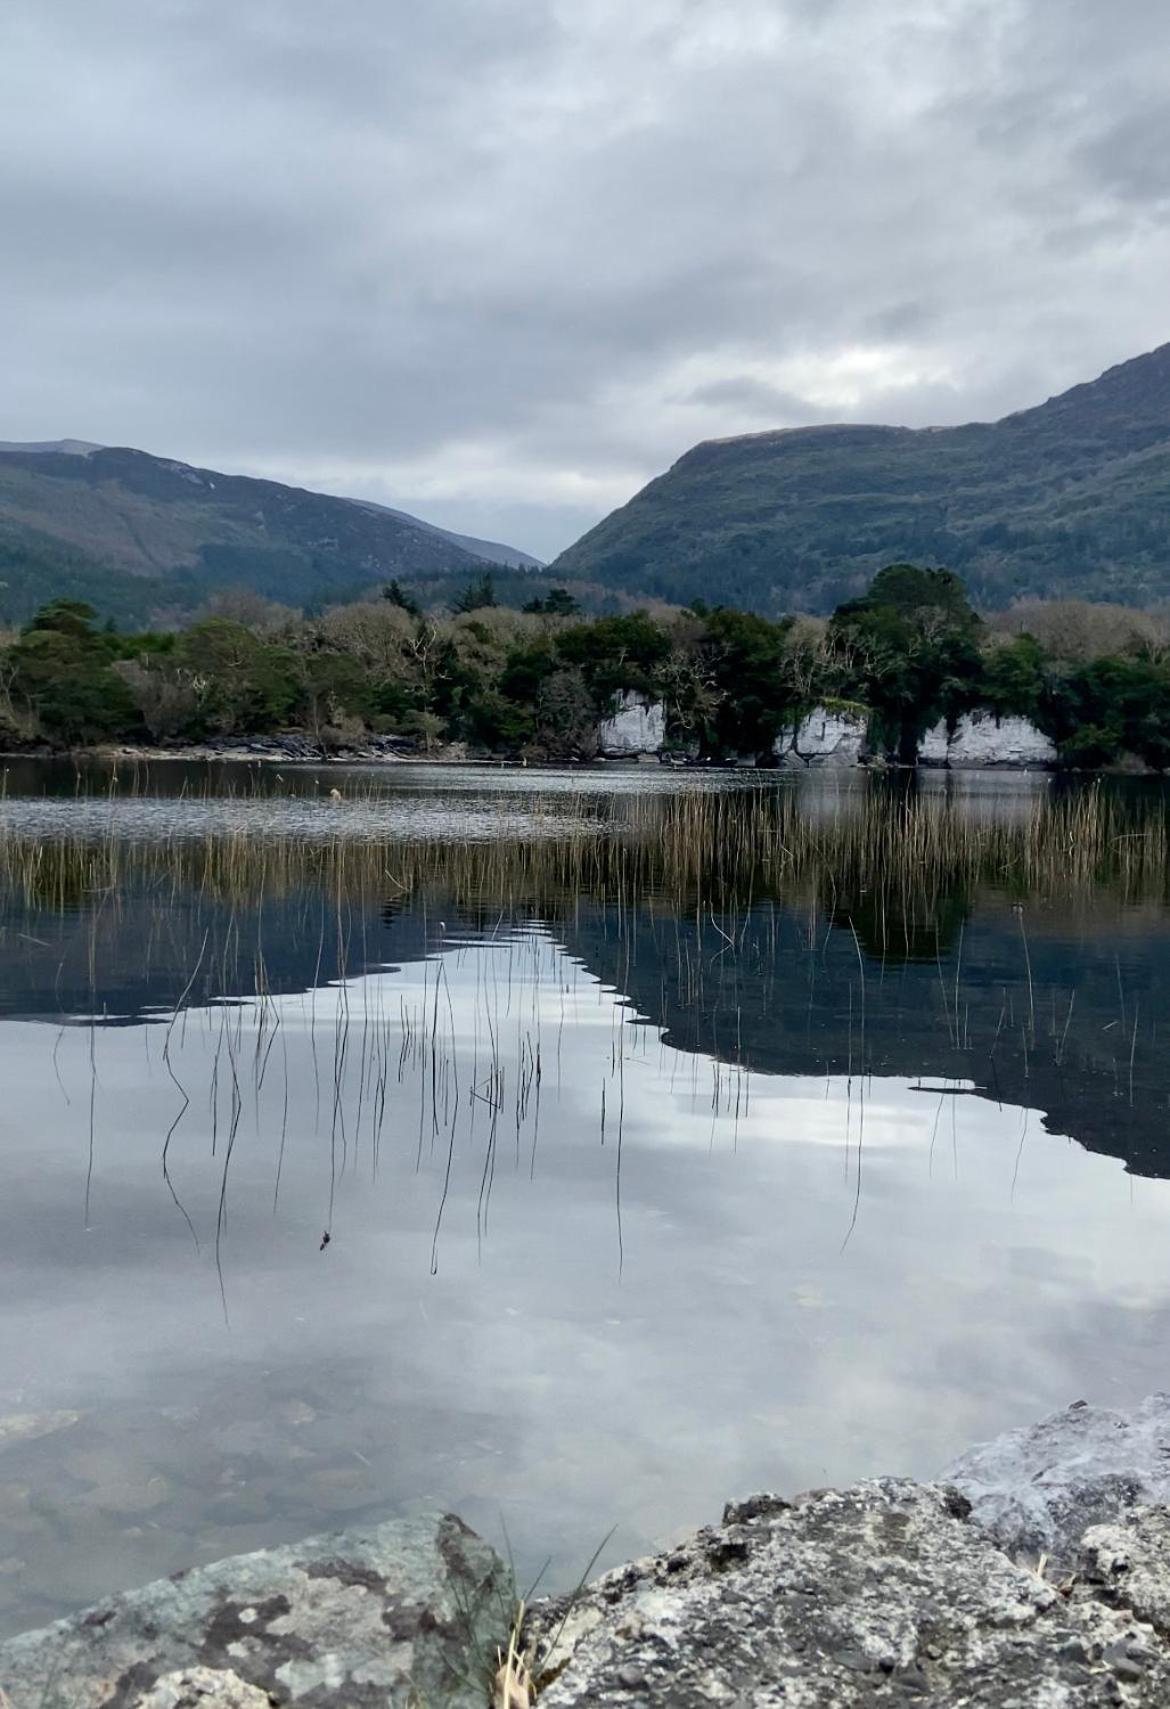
[0,778,1166,926]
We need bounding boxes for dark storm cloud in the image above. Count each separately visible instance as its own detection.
[2,0,1168,558]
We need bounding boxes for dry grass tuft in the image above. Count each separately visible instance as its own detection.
[493,1601,532,1709]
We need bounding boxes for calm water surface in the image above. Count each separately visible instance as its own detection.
[1,759,1169,1635]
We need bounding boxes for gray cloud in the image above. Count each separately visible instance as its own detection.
[681,377,834,420]
[1,0,1168,559]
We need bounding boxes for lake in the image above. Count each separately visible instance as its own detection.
[2,757,1170,1637]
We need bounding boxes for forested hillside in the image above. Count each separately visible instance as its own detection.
[0,443,539,624]
[550,344,1170,613]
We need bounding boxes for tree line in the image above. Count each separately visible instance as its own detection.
[4,566,1170,768]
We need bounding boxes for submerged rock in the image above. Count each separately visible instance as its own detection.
[0,1513,507,1709]
[945,1394,1170,1571]
[0,1410,82,1449]
[529,1479,1170,1707]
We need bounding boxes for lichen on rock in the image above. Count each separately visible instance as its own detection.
[0,1513,507,1709]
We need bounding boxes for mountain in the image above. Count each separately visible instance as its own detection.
[0,441,540,624]
[350,498,537,571]
[550,344,1170,613]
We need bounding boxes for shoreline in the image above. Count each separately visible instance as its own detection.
[0,738,678,769]
[0,738,1132,774]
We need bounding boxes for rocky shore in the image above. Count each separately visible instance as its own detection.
[3,1398,1170,1707]
[92,735,424,766]
[0,701,1064,770]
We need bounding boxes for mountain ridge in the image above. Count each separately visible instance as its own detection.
[550,342,1170,612]
[0,441,539,624]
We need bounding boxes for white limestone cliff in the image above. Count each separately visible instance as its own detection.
[598,691,666,756]
[920,713,1056,769]
[947,712,1056,767]
[775,707,868,768]
[918,720,952,765]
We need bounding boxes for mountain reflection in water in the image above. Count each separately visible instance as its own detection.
[1,761,1169,1636]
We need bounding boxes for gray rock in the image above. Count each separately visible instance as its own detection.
[0,1513,507,1709]
[1082,1505,1170,1635]
[527,1479,1170,1706]
[946,712,1057,768]
[918,713,1057,769]
[771,706,1057,770]
[10,1402,1170,1707]
[598,692,667,757]
[137,1667,274,1709]
[944,1395,1170,1570]
[918,717,952,765]
[0,1410,82,1448]
[774,706,868,768]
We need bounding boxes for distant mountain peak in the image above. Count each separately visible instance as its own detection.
[0,440,540,624]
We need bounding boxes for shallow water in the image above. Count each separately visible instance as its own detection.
[1,761,1169,1634]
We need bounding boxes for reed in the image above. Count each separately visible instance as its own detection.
[0,777,1165,930]
[3,776,1164,1116]
[6,772,1165,1304]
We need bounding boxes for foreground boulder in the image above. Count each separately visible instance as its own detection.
[0,1513,507,1709]
[528,1480,1170,1707]
[945,1395,1170,1572]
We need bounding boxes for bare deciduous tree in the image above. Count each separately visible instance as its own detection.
[990,599,1170,664]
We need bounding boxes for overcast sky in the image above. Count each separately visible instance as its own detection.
[3,0,1169,560]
